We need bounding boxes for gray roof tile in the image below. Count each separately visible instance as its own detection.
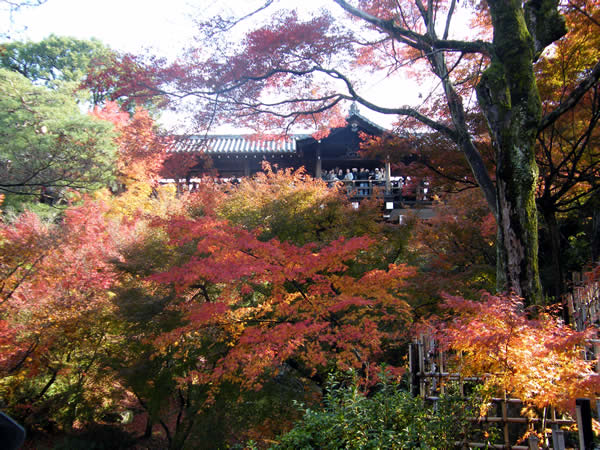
[170,135,308,154]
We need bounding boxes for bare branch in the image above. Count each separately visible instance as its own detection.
[539,59,600,132]
[443,0,457,40]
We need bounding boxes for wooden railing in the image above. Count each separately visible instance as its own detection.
[565,270,600,332]
[333,179,432,203]
[409,334,593,449]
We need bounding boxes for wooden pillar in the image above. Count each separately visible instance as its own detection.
[417,338,425,397]
[551,425,566,450]
[316,145,322,179]
[243,158,250,177]
[528,434,539,450]
[501,398,510,448]
[576,398,594,449]
[408,342,420,397]
[385,156,391,194]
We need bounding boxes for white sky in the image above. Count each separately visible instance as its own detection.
[2,0,420,132]
[3,0,197,55]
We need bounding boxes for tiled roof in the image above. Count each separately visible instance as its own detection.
[170,135,308,154]
[347,103,388,133]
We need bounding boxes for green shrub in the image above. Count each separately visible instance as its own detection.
[272,374,496,449]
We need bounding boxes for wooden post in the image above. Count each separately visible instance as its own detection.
[458,351,465,397]
[409,342,420,397]
[315,157,322,179]
[576,398,594,449]
[528,434,539,450]
[418,337,425,397]
[315,146,322,179]
[551,425,566,450]
[439,346,445,396]
[385,157,391,194]
[567,293,576,329]
[501,399,510,449]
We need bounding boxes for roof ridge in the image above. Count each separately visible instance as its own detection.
[178,133,311,140]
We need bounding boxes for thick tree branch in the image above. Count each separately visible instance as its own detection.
[432,39,492,55]
[524,0,567,59]
[333,0,431,52]
[319,66,460,139]
[333,0,492,55]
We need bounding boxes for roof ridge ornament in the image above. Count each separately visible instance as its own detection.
[349,101,360,116]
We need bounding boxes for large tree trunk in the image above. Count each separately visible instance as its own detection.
[494,138,542,304]
[593,209,600,264]
[541,206,565,300]
[590,192,600,263]
[475,0,555,304]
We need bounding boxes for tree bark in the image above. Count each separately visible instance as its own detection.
[475,0,556,304]
[593,209,600,264]
[589,191,600,264]
[541,206,564,300]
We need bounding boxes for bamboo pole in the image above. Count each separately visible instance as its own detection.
[501,397,510,449]
[576,398,593,449]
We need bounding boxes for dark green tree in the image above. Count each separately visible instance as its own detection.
[0,68,117,212]
[1,35,111,87]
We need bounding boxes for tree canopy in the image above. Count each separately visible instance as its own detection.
[0,68,117,210]
[0,35,111,87]
[0,3,599,446]
[85,0,600,303]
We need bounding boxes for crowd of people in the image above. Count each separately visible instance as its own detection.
[321,167,386,195]
[321,167,385,183]
[321,167,430,201]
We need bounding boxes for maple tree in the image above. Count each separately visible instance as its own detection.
[145,221,413,446]
[0,180,192,435]
[218,163,402,248]
[91,101,167,186]
[403,189,497,315]
[432,292,600,414]
[95,183,229,447]
[95,169,414,447]
[82,52,171,112]
[0,199,136,430]
[151,206,413,384]
[97,0,600,303]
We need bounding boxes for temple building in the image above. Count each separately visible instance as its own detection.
[166,105,432,219]
[170,106,389,181]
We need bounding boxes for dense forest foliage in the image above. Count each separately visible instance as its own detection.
[1,0,599,447]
